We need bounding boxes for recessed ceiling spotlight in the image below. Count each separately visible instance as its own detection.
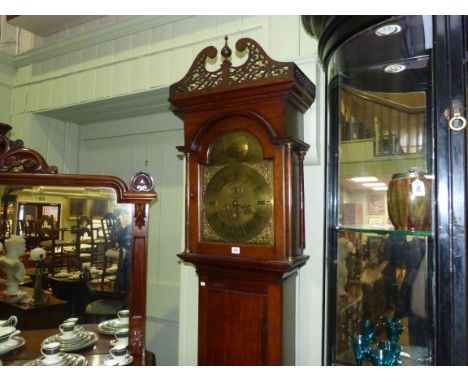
[384,64,406,73]
[375,24,402,36]
[362,182,387,187]
[349,176,378,183]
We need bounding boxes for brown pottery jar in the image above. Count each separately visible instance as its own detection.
[387,169,433,231]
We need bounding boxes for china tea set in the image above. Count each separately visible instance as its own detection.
[0,310,133,366]
[0,315,25,357]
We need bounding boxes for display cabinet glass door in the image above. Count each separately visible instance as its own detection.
[326,16,435,366]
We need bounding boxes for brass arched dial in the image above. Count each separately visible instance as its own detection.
[203,163,273,243]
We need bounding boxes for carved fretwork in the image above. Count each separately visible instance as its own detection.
[170,37,315,97]
[0,123,58,174]
[134,203,146,230]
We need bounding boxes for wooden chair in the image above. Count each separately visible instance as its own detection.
[24,219,38,249]
[0,217,11,244]
[80,266,125,323]
[100,212,118,251]
[73,216,96,268]
[38,215,61,272]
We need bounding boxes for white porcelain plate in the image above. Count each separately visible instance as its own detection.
[98,319,127,335]
[24,352,87,366]
[0,336,26,356]
[42,331,98,352]
[103,354,133,366]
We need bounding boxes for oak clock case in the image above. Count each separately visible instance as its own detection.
[0,123,157,366]
[169,37,315,365]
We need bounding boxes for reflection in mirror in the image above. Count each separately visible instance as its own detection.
[0,185,132,330]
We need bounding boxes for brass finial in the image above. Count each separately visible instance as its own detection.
[221,35,232,60]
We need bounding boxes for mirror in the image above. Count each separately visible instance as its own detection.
[0,184,132,322]
[0,123,156,365]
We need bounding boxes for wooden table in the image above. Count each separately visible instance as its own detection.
[48,276,81,316]
[1,324,155,366]
[0,286,66,330]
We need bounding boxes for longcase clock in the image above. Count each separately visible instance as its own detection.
[169,37,315,365]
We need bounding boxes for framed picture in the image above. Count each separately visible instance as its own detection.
[367,193,385,215]
[368,217,383,225]
[90,199,108,218]
[68,198,87,219]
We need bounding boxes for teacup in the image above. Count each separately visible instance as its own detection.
[114,328,128,346]
[109,344,127,365]
[0,315,17,327]
[117,310,129,325]
[59,321,76,339]
[0,326,20,343]
[41,342,61,364]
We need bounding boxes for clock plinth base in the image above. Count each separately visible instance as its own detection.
[179,252,308,365]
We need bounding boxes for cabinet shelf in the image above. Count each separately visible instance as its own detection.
[337,225,433,237]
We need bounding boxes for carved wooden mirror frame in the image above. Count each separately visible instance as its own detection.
[0,123,157,365]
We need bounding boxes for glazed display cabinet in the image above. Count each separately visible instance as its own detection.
[302,16,468,365]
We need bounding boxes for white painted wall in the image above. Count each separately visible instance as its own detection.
[0,52,14,123]
[8,15,324,366]
[79,112,184,365]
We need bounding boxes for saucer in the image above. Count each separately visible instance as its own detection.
[110,339,128,347]
[0,336,26,356]
[103,354,133,366]
[59,333,80,342]
[43,330,98,352]
[98,319,127,335]
[24,353,87,366]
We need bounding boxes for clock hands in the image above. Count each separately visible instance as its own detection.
[230,198,252,238]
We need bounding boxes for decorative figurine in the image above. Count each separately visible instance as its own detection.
[0,236,27,297]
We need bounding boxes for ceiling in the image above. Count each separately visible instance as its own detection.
[38,87,172,125]
[6,16,101,36]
